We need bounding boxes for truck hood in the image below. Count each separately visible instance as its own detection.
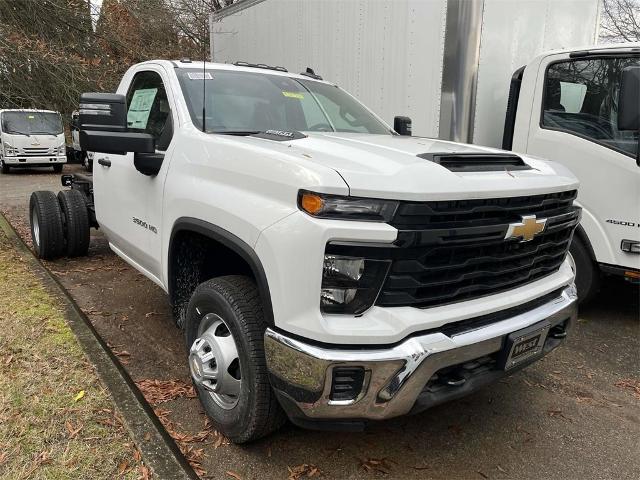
[223,132,579,201]
[2,132,65,151]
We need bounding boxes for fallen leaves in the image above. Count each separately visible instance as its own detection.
[138,464,152,480]
[226,471,242,480]
[135,379,196,405]
[73,390,86,402]
[614,378,640,399]
[359,457,395,474]
[287,464,321,479]
[64,420,83,439]
[151,407,227,477]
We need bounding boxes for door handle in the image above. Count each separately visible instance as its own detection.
[98,158,111,167]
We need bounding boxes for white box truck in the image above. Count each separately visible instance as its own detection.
[210,0,640,302]
[0,109,67,173]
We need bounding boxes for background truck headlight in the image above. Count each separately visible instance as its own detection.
[320,254,390,315]
[3,143,16,156]
[56,144,66,155]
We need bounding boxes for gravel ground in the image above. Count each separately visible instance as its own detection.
[1,166,639,480]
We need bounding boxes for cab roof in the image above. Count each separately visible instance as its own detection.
[136,59,334,85]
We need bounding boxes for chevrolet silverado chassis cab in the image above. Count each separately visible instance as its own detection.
[29,60,580,443]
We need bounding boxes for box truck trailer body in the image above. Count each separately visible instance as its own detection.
[210,0,601,146]
[210,1,640,301]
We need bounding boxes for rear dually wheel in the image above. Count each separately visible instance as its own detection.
[29,191,65,259]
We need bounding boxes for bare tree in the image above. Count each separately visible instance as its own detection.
[0,0,211,119]
[600,0,640,43]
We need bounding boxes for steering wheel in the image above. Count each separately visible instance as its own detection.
[307,123,333,132]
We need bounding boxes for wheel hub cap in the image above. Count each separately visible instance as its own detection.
[31,209,40,248]
[189,313,241,409]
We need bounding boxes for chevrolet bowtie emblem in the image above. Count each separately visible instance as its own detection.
[505,215,547,242]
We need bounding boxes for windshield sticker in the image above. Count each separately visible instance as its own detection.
[187,72,213,80]
[127,88,157,129]
[282,91,304,99]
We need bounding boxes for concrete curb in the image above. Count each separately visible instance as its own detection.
[0,213,198,480]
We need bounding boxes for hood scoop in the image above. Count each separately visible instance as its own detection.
[417,152,531,172]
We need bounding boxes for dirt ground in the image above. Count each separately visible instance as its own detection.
[1,166,639,480]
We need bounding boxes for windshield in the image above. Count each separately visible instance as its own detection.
[1,111,63,136]
[177,69,391,135]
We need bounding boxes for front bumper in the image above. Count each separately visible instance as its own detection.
[3,155,66,165]
[265,284,577,429]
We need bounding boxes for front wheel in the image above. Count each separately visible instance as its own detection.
[1,160,9,174]
[53,164,63,173]
[569,236,600,305]
[184,276,286,443]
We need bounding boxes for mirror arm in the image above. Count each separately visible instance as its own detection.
[133,151,165,177]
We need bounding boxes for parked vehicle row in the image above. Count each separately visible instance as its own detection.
[30,59,590,443]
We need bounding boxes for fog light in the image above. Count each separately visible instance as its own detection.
[320,253,390,315]
[323,255,364,283]
[321,288,357,306]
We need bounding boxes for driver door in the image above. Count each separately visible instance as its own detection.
[93,66,175,285]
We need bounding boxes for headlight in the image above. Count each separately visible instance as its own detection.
[3,142,16,156]
[57,145,66,155]
[320,253,390,315]
[298,190,398,222]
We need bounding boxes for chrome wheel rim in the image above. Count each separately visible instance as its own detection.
[189,313,241,410]
[31,209,40,249]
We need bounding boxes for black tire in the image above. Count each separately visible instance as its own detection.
[569,235,600,305]
[29,191,65,259]
[57,190,90,257]
[84,153,93,172]
[184,276,286,443]
[1,160,9,174]
[53,164,63,173]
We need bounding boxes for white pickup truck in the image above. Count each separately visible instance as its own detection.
[29,60,584,443]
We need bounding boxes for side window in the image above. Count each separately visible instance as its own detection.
[126,70,173,150]
[541,57,639,158]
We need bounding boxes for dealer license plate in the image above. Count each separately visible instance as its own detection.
[502,322,550,371]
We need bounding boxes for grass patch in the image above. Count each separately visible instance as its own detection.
[0,227,141,479]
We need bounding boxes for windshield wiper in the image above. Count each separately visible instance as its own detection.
[5,129,30,137]
[31,131,60,137]
[210,130,262,136]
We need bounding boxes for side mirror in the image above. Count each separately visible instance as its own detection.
[394,116,412,136]
[79,93,127,132]
[618,66,640,131]
[78,92,155,155]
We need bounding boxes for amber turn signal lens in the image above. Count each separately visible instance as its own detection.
[300,193,324,215]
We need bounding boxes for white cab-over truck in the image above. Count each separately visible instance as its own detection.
[210,0,640,302]
[0,109,66,173]
[29,60,594,443]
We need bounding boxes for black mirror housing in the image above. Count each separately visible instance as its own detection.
[79,130,155,155]
[79,93,127,132]
[78,92,156,155]
[394,116,412,136]
[618,66,640,131]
